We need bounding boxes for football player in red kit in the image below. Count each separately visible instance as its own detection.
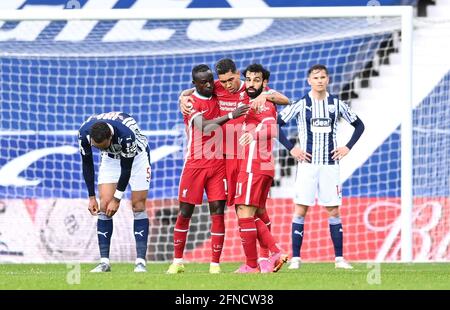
[167,64,249,274]
[179,59,290,265]
[234,64,288,273]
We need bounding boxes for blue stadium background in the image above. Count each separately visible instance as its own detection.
[2,0,446,201]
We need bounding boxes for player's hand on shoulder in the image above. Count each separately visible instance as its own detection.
[88,197,99,216]
[106,198,120,217]
[179,95,194,116]
[239,132,254,146]
[290,147,312,163]
[331,146,350,160]
[232,104,250,119]
[251,94,267,114]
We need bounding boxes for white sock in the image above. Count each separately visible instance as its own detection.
[173,258,183,264]
[100,257,110,265]
[258,257,269,263]
[135,258,146,266]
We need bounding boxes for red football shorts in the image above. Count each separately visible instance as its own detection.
[225,157,241,207]
[234,171,273,208]
[178,164,226,204]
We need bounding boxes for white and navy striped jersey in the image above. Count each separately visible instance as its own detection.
[280,92,358,165]
[78,112,149,159]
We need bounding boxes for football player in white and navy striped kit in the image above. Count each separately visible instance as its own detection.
[78,112,151,273]
[278,65,365,269]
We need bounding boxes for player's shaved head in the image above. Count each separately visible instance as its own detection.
[192,64,211,80]
[192,64,214,97]
[91,122,112,144]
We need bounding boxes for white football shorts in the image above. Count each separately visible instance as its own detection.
[98,150,151,191]
[293,163,342,207]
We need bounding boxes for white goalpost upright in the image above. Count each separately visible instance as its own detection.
[0,6,415,263]
[399,7,413,263]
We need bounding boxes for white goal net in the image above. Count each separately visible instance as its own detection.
[2,7,445,264]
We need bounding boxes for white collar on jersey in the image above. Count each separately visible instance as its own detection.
[238,80,245,92]
[193,90,212,100]
[308,90,330,101]
[106,123,115,136]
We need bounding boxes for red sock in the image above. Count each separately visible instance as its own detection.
[173,214,191,259]
[255,217,280,254]
[256,212,271,258]
[238,217,258,268]
[210,214,225,263]
[254,217,268,250]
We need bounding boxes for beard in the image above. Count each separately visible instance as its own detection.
[246,85,264,99]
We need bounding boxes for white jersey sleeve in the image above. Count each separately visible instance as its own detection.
[280,98,304,123]
[338,99,358,123]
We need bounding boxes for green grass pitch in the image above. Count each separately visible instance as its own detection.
[0,263,449,290]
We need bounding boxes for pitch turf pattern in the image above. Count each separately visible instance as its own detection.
[0,263,449,290]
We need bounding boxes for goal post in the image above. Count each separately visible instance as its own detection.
[0,6,415,263]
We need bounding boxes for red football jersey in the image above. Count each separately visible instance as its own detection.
[183,91,223,168]
[214,80,248,156]
[239,99,277,177]
[214,80,274,156]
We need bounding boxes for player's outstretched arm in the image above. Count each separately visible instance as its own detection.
[266,90,290,105]
[179,88,195,115]
[251,90,290,112]
[193,104,250,134]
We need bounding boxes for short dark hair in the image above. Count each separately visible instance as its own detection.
[90,122,111,143]
[308,64,328,76]
[243,63,270,81]
[214,58,237,75]
[192,64,211,80]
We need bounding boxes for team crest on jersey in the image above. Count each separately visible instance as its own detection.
[109,144,122,153]
[259,103,270,112]
[240,92,245,100]
[328,105,336,113]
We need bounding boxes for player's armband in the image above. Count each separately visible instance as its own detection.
[121,142,137,158]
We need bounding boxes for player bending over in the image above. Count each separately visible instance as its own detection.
[78,112,151,273]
